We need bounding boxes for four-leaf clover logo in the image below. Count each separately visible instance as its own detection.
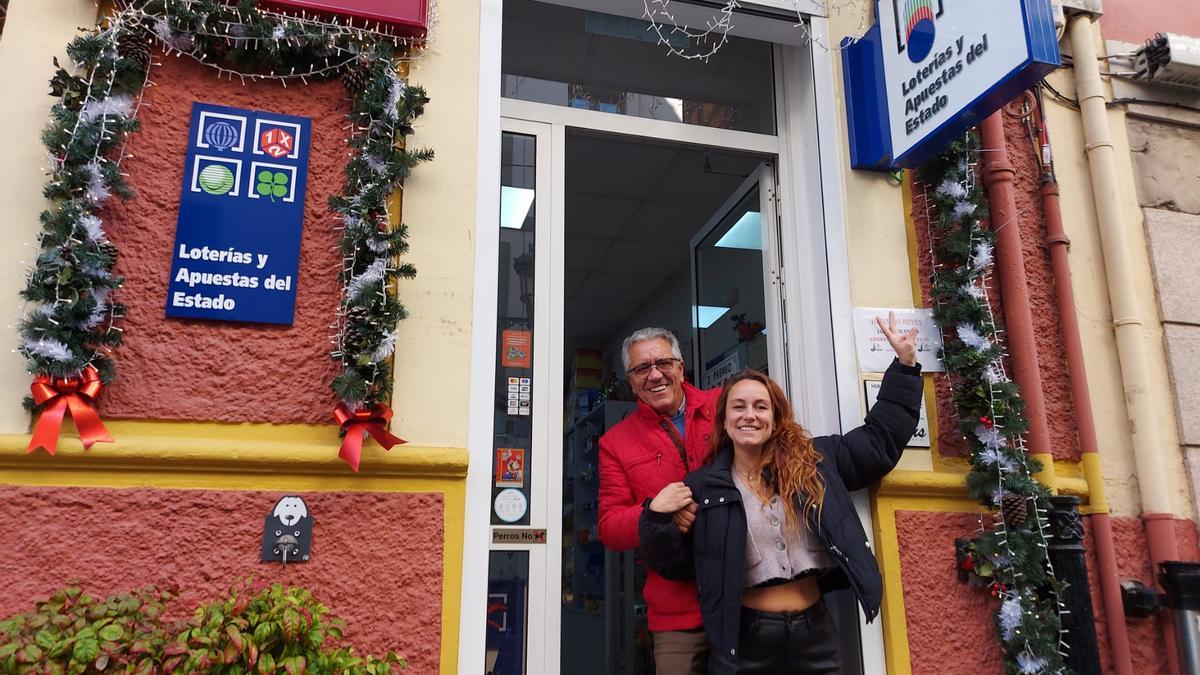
[256,170,290,201]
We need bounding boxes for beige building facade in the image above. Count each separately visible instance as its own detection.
[2,0,1200,673]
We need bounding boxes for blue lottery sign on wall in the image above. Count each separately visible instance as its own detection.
[842,0,1060,170]
[165,102,312,325]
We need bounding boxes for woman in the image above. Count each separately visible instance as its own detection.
[639,313,923,674]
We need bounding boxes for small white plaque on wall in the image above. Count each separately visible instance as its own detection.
[853,307,944,373]
[865,380,931,448]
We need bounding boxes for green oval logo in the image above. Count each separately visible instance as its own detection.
[198,164,235,195]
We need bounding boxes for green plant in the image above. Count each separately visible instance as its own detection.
[167,581,406,674]
[0,582,407,674]
[0,585,176,674]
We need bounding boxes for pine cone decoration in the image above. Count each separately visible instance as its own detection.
[117,33,153,71]
[98,241,120,264]
[343,305,371,347]
[1001,493,1028,527]
[341,57,372,97]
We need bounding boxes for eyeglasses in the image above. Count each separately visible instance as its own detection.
[627,358,680,379]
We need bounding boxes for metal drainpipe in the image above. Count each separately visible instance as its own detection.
[1068,13,1182,673]
[978,112,1058,490]
[1042,163,1135,675]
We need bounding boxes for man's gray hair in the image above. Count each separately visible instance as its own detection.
[621,327,683,373]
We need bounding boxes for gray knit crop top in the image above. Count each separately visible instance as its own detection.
[732,470,834,589]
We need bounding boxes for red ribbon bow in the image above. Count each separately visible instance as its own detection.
[333,403,406,472]
[27,365,114,455]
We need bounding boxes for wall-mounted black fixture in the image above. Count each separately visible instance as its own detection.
[260,496,312,567]
[1121,578,1163,617]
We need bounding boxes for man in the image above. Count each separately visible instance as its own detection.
[598,327,716,675]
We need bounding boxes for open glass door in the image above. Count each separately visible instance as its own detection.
[690,163,785,392]
[687,161,866,674]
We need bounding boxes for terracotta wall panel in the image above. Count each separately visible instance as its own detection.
[896,510,1002,674]
[908,114,1080,461]
[0,485,444,672]
[97,57,346,424]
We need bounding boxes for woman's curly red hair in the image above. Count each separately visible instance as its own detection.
[708,369,825,530]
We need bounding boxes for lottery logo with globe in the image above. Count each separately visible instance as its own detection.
[204,120,241,151]
[893,0,943,63]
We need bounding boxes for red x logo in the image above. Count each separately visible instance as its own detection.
[260,127,294,158]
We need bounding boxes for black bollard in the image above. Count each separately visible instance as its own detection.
[1046,495,1101,674]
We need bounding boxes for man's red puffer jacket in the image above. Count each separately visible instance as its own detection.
[597,381,719,632]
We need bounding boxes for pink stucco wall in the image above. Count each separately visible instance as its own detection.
[1000,113,1079,462]
[909,114,1079,461]
[0,485,444,673]
[896,510,1002,674]
[1101,0,1200,45]
[898,509,1200,674]
[97,57,345,424]
[1091,516,1200,674]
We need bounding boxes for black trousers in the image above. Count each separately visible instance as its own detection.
[735,601,841,674]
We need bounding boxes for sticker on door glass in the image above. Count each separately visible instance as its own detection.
[501,329,532,368]
[494,488,529,523]
[495,448,526,488]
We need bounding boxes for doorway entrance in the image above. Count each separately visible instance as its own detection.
[560,133,772,674]
[473,2,878,673]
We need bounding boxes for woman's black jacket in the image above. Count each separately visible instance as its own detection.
[639,359,922,674]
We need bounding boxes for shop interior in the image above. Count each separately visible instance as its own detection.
[560,130,767,674]
[486,2,863,672]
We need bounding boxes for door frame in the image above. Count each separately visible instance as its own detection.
[463,4,874,673]
[687,162,785,389]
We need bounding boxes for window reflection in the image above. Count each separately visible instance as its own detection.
[502,0,776,134]
[694,187,769,389]
[486,551,530,675]
[491,133,537,526]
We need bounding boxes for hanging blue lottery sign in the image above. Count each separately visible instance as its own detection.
[165,102,312,325]
[842,0,1059,169]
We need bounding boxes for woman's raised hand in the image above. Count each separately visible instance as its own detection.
[876,311,920,366]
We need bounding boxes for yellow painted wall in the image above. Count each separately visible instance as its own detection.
[825,7,937,477]
[0,0,101,434]
[393,2,482,450]
[821,7,1193,523]
[1041,35,1193,519]
[824,12,914,313]
[815,9,1194,672]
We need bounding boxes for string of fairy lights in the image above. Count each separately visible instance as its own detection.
[18,10,140,384]
[19,0,432,432]
[640,0,870,61]
[919,137,1069,675]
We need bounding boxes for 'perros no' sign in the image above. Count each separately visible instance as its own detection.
[843,0,1060,170]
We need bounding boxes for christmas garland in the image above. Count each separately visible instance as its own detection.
[920,135,1069,675]
[20,0,431,470]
